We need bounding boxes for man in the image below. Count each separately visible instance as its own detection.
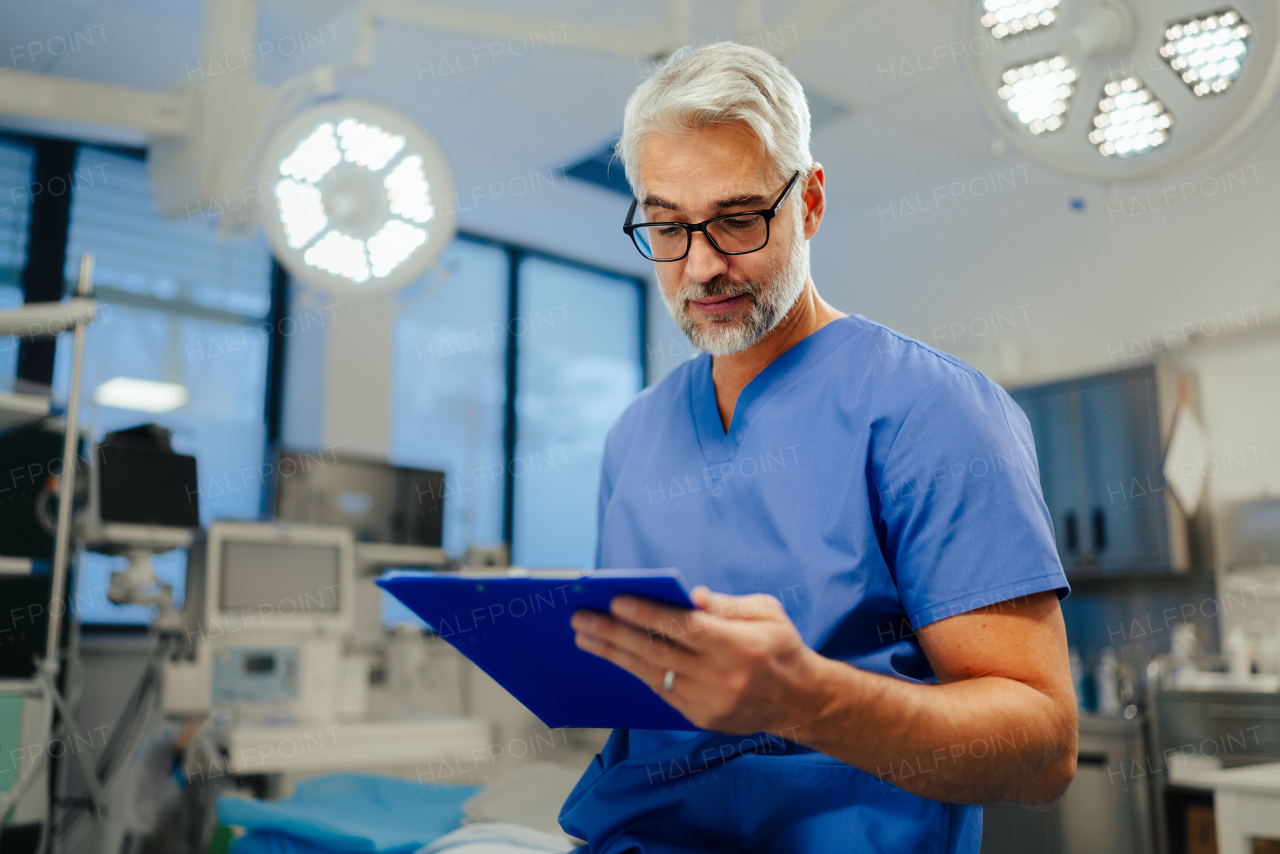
[563,42,1076,853]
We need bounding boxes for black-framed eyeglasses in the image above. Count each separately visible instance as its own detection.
[623,171,801,262]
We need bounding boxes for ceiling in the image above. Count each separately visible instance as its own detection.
[4,0,1280,388]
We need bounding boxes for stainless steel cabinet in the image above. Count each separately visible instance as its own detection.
[1148,688,1280,854]
[982,714,1153,854]
[1007,363,1203,575]
[1152,690,1280,768]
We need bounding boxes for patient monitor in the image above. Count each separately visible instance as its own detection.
[163,521,365,725]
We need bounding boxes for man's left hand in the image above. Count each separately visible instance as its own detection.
[571,586,825,735]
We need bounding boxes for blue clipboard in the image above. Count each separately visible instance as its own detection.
[377,569,700,731]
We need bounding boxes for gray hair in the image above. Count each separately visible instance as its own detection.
[617,42,812,197]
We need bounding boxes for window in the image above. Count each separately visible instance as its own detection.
[513,256,643,567]
[52,145,274,624]
[390,238,508,555]
[0,137,34,379]
[389,244,645,572]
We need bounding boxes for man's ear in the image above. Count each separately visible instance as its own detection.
[802,164,826,238]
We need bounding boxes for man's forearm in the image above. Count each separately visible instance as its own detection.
[791,653,1078,807]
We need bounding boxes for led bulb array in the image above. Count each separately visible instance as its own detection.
[1159,9,1252,96]
[981,0,1060,39]
[1088,77,1174,157]
[337,119,405,170]
[279,124,340,184]
[998,55,1077,135]
[386,157,436,224]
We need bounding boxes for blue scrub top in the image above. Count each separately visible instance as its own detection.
[559,315,1069,853]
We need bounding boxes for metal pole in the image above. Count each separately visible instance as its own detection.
[43,254,93,676]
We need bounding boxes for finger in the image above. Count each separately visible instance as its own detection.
[609,595,711,642]
[690,586,712,609]
[699,591,785,621]
[574,610,696,670]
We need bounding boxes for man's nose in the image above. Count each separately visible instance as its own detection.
[683,231,728,283]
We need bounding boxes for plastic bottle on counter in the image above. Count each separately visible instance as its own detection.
[1226,626,1252,678]
[1251,621,1278,675]
[1096,648,1122,715]
[1170,623,1198,677]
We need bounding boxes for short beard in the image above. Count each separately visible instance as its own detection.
[661,218,809,357]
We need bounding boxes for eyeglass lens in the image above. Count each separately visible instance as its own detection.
[632,214,768,261]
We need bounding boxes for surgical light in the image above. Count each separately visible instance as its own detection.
[981,0,1060,39]
[258,100,456,297]
[94,378,189,413]
[963,0,1280,183]
[1089,76,1174,157]
[1159,9,1253,96]
[998,56,1077,134]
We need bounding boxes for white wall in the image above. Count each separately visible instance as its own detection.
[1181,338,1280,506]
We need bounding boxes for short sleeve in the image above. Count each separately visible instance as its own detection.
[876,371,1068,630]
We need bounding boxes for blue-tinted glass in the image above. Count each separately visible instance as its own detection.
[513,257,642,567]
[54,146,273,624]
[60,148,270,315]
[389,237,508,560]
[0,137,34,379]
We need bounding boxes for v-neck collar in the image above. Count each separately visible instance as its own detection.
[689,316,862,464]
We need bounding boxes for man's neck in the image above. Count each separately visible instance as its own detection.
[711,280,845,431]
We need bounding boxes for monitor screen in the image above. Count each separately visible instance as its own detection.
[273,452,444,548]
[98,444,200,528]
[220,540,341,614]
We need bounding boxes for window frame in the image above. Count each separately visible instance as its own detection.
[451,230,647,548]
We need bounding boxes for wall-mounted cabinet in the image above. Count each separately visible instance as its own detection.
[1008,363,1211,576]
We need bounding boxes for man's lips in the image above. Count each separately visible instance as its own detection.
[688,293,749,316]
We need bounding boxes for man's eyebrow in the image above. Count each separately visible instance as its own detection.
[713,193,767,209]
[641,192,769,212]
[641,195,680,211]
